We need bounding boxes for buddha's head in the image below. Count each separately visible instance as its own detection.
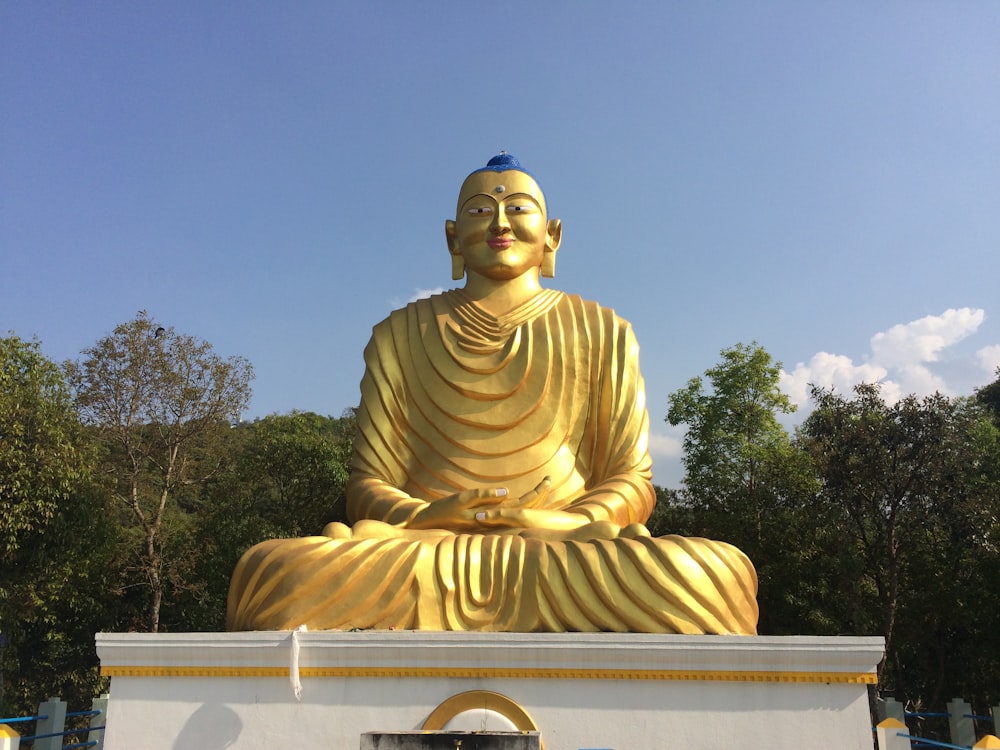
[446,154,562,282]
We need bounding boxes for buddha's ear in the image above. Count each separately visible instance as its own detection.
[545,219,562,253]
[445,220,465,280]
[546,218,562,252]
[542,218,562,278]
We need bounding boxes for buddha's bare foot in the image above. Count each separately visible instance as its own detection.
[322,522,353,539]
[621,522,652,539]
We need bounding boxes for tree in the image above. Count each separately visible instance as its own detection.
[976,367,1000,426]
[0,335,92,559]
[666,342,813,532]
[798,383,1000,701]
[0,335,115,715]
[65,312,253,632]
[171,411,355,631]
[645,485,689,537]
[231,410,353,537]
[665,342,819,634]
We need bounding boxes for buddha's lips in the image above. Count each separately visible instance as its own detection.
[488,238,514,249]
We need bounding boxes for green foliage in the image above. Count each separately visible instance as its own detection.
[0,322,359,707]
[975,368,1000,426]
[0,336,118,715]
[798,384,1000,703]
[665,342,820,634]
[665,343,818,537]
[230,410,352,536]
[645,485,690,537]
[1,477,123,715]
[665,343,1000,708]
[65,311,254,632]
[5,320,998,715]
[167,411,355,631]
[0,335,92,559]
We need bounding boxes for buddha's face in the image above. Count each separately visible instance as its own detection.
[447,170,561,282]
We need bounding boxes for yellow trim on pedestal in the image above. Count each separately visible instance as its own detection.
[101,664,878,684]
[102,666,289,677]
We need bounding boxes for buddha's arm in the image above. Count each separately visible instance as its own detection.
[347,472,512,532]
[344,298,655,534]
[558,312,656,527]
[563,469,656,527]
[346,472,424,526]
[472,466,655,531]
[346,473,609,536]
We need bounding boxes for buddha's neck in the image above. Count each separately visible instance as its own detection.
[461,272,545,318]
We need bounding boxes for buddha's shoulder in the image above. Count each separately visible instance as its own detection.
[558,292,635,328]
[367,291,459,331]
[368,290,634,333]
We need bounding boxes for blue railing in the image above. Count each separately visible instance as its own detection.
[876,697,1000,750]
[897,734,973,750]
[0,715,43,725]
[0,695,107,750]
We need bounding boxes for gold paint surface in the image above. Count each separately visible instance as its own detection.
[227,158,759,634]
[422,690,539,731]
[423,690,544,750]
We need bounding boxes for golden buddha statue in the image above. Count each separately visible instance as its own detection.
[227,154,758,634]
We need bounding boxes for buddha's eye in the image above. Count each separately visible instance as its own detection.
[467,206,493,216]
[507,204,534,214]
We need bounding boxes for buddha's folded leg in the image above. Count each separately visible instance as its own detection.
[226,533,757,634]
[520,534,757,634]
[226,536,431,631]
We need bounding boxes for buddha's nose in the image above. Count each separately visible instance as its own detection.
[490,213,511,234]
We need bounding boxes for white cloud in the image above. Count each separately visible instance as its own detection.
[781,308,990,409]
[978,344,1000,375]
[647,427,684,459]
[780,353,888,407]
[895,364,949,397]
[870,308,984,367]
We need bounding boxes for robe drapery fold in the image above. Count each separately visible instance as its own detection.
[347,289,656,526]
[227,291,759,634]
[227,532,758,634]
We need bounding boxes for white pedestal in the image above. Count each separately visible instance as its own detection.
[96,631,884,750]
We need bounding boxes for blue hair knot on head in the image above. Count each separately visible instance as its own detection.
[485,153,522,170]
[470,153,536,182]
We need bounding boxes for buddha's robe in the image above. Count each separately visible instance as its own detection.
[227,290,758,634]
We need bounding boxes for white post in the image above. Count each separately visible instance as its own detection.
[875,718,910,750]
[90,693,110,750]
[0,723,20,750]
[879,697,906,723]
[33,697,66,750]
[948,698,976,747]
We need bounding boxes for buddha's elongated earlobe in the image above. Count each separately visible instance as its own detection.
[542,218,562,278]
[541,252,556,278]
[445,219,464,280]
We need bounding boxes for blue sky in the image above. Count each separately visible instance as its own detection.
[3,2,998,487]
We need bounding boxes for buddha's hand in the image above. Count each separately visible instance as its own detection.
[472,478,593,533]
[406,487,510,532]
